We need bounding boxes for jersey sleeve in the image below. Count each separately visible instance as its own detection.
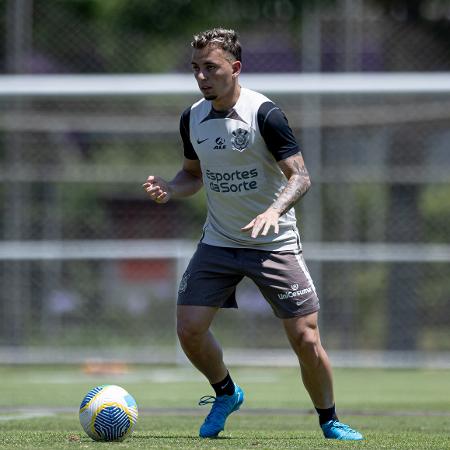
[257,101,300,161]
[180,107,199,160]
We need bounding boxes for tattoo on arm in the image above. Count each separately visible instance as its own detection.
[271,158,311,215]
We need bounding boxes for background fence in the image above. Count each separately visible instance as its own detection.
[1,0,450,367]
[1,75,449,367]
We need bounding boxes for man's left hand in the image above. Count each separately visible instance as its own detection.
[241,207,281,238]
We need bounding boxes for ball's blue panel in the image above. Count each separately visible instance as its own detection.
[94,406,130,441]
[79,385,105,410]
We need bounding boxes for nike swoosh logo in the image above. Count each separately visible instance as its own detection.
[295,299,309,307]
[196,138,208,144]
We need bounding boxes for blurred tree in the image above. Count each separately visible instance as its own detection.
[370,0,450,69]
[28,0,338,73]
[2,0,450,73]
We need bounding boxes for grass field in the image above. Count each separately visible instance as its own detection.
[0,365,449,449]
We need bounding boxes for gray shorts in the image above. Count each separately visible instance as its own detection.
[177,243,320,319]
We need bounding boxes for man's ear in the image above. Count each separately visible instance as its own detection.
[231,60,242,79]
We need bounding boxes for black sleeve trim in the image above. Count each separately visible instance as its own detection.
[180,107,199,160]
[257,101,300,161]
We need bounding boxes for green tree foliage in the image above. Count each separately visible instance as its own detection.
[30,0,337,73]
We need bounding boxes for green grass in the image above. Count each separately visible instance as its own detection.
[0,365,449,449]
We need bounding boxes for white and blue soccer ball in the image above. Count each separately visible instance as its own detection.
[79,385,138,441]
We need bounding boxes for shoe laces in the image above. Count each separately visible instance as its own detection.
[198,395,233,422]
[334,421,350,429]
[198,395,216,406]
[328,420,358,434]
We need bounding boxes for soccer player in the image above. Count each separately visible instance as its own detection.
[143,28,363,441]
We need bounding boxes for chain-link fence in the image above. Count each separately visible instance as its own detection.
[2,0,450,74]
[1,83,449,366]
[1,0,450,366]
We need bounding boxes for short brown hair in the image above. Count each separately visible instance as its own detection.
[191,28,242,62]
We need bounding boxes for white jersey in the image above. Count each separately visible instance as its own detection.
[180,87,302,251]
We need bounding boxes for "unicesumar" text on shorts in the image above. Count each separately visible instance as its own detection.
[177,243,320,319]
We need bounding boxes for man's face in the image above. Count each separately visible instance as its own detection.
[191,45,239,103]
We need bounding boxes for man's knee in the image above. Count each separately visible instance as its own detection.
[296,326,320,351]
[176,314,201,343]
[284,317,322,364]
[176,305,215,343]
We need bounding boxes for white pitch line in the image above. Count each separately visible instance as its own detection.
[0,410,56,421]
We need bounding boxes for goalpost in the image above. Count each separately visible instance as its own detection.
[1,73,449,368]
[1,73,450,96]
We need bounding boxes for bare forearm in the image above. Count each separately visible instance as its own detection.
[168,169,203,198]
[271,166,311,215]
[241,153,311,238]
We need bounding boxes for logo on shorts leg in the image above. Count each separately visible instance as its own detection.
[278,285,312,300]
[178,272,190,294]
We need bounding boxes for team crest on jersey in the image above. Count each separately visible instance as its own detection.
[231,128,250,152]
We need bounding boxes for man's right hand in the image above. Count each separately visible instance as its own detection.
[142,175,171,204]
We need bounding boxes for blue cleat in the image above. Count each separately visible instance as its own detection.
[198,384,244,438]
[321,419,364,440]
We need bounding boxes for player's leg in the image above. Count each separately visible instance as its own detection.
[176,244,245,437]
[282,312,334,408]
[246,248,332,406]
[247,249,362,440]
[177,244,240,383]
[177,305,244,438]
[176,305,227,383]
[283,313,363,440]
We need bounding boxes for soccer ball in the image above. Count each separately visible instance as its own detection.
[79,385,138,441]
